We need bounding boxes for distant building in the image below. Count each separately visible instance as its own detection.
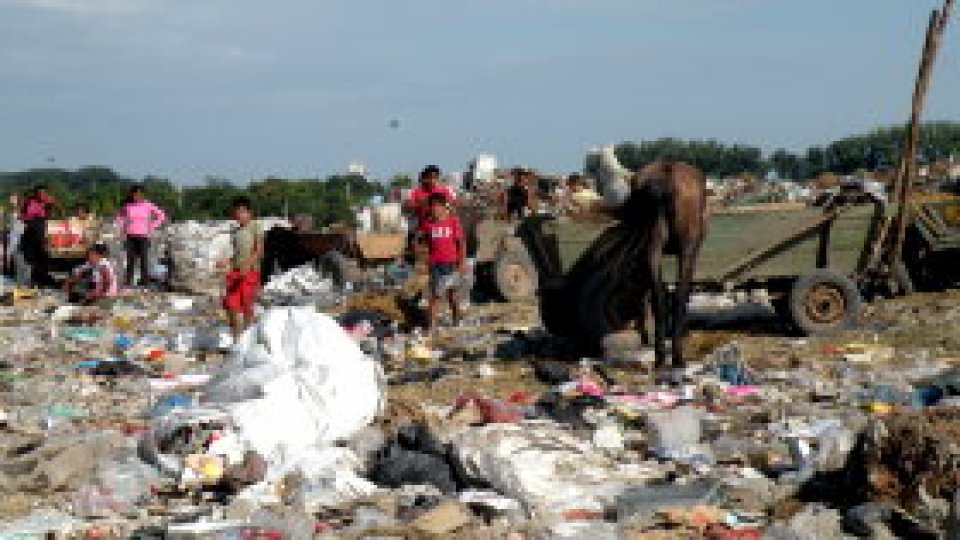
[466,154,498,188]
[347,162,367,177]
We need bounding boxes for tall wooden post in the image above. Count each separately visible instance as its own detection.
[890,0,954,264]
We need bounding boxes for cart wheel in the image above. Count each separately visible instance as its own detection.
[319,251,350,289]
[578,273,646,349]
[788,270,862,336]
[494,248,538,301]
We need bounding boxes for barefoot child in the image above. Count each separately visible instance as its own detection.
[420,193,466,330]
[218,197,263,339]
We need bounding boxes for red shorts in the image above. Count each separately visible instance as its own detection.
[224,270,260,315]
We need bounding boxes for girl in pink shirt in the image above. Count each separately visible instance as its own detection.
[115,185,166,287]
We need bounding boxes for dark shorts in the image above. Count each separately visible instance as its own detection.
[429,263,460,297]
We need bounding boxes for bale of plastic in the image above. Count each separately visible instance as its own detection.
[145,307,385,484]
[165,221,233,296]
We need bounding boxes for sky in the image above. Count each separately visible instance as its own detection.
[0,0,958,184]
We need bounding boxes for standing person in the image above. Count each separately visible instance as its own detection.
[218,196,263,339]
[503,168,536,221]
[407,165,457,230]
[420,193,466,330]
[3,194,21,277]
[19,185,58,287]
[63,244,118,305]
[115,185,166,287]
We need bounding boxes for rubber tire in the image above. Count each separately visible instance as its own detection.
[319,251,350,289]
[788,269,862,336]
[494,248,538,301]
[578,273,645,350]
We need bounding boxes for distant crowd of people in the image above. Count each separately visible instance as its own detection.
[3,185,265,339]
[0,164,602,339]
[400,164,602,330]
[4,184,169,299]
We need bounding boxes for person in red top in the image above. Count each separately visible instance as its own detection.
[18,185,60,287]
[420,192,466,330]
[407,165,456,230]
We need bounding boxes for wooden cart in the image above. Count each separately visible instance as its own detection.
[523,200,893,346]
[263,226,408,288]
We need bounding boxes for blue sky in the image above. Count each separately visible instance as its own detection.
[0,0,958,184]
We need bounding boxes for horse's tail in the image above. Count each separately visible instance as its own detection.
[591,181,669,284]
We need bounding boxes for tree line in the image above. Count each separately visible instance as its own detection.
[0,170,389,226]
[1,121,958,225]
[615,121,960,180]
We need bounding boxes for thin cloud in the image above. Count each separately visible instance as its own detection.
[6,0,148,15]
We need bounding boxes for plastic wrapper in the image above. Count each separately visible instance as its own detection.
[72,458,161,518]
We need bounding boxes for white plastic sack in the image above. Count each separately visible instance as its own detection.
[452,424,655,517]
[202,307,385,477]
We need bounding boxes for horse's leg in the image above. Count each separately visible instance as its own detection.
[649,230,668,369]
[639,289,653,346]
[651,272,667,368]
[671,241,699,368]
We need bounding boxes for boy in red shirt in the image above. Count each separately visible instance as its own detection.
[420,193,466,330]
[408,165,457,229]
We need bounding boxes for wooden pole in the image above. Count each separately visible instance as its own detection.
[890,0,953,264]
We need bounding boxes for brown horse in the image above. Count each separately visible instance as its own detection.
[616,161,708,368]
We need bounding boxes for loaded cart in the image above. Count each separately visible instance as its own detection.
[528,0,955,350]
[524,199,897,347]
[263,226,408,289]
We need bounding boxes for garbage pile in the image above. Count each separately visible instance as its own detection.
[260,265,339,307]
[2,282,960,537]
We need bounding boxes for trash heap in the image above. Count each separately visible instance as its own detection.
[2,282,960,538]
[260,265,340,307]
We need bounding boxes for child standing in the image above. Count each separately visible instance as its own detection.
[218,197,263,339]
[420,193,466,330]
[115,185,166,287]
